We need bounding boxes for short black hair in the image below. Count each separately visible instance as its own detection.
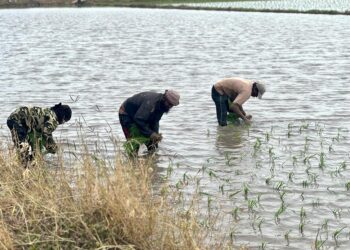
[51,103,72,124]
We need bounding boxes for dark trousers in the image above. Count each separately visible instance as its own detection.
[211,86,229,126]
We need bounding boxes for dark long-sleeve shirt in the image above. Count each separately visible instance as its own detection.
[121,92,165,137]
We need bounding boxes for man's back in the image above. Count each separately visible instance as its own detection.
[214,77,252,105]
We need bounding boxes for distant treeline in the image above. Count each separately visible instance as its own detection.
[0,0,349,16]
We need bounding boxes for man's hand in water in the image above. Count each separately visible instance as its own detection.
[150,133,162,143]
[246,114,252,120]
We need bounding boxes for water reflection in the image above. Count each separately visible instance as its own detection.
[215,125,245,152]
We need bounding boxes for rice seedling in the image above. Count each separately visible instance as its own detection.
[268,146,275,159]
[312,199,321,208]
[235,169,243,175]
[314,229,326,250]
[243,183,249,200]
[319,152,326,169]
[231,207,240,221]
[292,156,298,166]
[299,222,305,235]
[229,190,241,199]
[260,241,268,250]
[303,136,310,152]
[287,123,293,138]
[302,180,310,188]
[274,202,286,224]
[333,227,346,247]
[254,137,262,150]
[284,230,291,246]
[274,181,285,191]
[332,208,341,219]
[300,207,307,222]
[345,182,350,191]
[279,191,286,202]
[257,217,264,234]
[219,184,225,195]
[247,198,258,213]
[288,172,294,182]
[265,175,274,185]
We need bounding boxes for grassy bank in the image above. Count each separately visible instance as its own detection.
[0,144,225,249]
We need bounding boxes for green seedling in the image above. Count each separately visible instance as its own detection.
[333,227,346,247]
[254,138,262,152]
[345,182,350,191]
[248,199,258,213]
[300,207,307,222]
[292,156,298,166]
[319,152,326,169]
[287,123,293,138]
[229,190,241,198]
[299,222,305,235]
[260,241,268,250]
[312,199,321,208]
[288,172,294,182]
[257,218,264,234]
[314,229,326,250]
[274,202,286,223]
[232,207,240,221]
[284,230,291,246]
[274,181,285,191]
[332,208,341,219]
[243,183,249,200]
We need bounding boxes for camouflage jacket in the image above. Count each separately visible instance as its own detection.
[8,106,59,153]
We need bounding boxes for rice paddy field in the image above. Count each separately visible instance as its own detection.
[1,6,350,249]
[172,0,350,14]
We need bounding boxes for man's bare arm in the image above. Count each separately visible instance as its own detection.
[229,103,251,124]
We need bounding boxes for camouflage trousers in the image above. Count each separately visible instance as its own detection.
[7,119,45,167]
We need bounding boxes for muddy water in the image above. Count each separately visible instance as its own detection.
[1,8,350,249]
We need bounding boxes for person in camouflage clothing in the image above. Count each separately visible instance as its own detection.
[7,103,72,167]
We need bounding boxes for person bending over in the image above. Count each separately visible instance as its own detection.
[119,90,180,156]
[7,103,72,167]
[212,77,266,126]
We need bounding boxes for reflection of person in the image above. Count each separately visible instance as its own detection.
[212,77,266,126]
[119,90,180,156]
[215,126,245,152]
[7,103,72,167]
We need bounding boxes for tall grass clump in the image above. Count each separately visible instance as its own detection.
[0,144,210,249]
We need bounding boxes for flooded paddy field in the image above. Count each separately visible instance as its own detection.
[1,7,350,249]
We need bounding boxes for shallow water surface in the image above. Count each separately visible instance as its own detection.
[1,8,350,249]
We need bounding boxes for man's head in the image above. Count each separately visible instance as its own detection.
[162,90,180,113]
[51,103,72,124]
[252,82,266,99]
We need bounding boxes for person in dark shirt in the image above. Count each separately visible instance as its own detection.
[119,90,180,156]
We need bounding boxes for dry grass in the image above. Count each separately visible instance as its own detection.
[0,144,214,250]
